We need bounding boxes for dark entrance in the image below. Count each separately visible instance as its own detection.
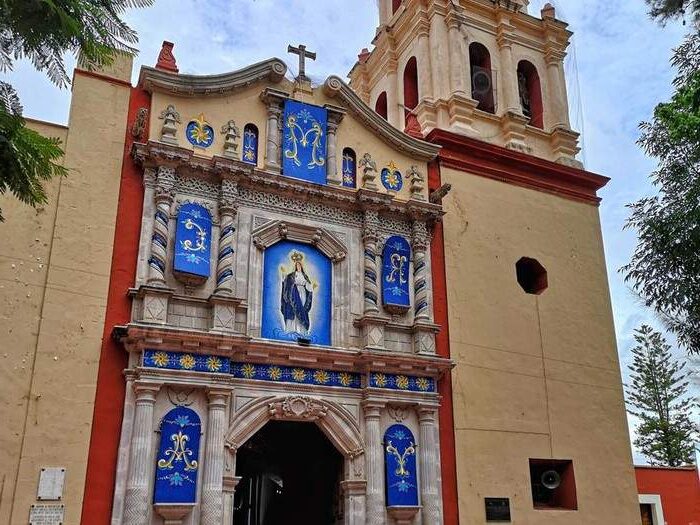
[233,421,344,525]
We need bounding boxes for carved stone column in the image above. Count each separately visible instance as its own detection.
[416,24,434,103]
[342,480,367,525]
[222,475,241,525]
[214,179,238,295]
[545,47,570,129]
[386,58,400,129]
[200,389,230,525]
[496,21,519,113]
[325,106,346,186]
[123,384,160,525]
[147,166,175,286]
[363,402,385,525]
[418,407,442,525]
[362,211,380,315]
[446,14,467,95]
[412,220,430,321]
[261,88,287,173]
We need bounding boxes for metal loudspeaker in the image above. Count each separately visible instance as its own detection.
[541,470,561,490]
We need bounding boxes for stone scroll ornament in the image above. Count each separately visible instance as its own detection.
[173,202,212,280]
[384,424,419,507]
[154,407,202,504]
[382,235,411,312]
[282,100,328,185]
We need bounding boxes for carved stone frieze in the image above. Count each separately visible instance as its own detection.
[268,396,329,421]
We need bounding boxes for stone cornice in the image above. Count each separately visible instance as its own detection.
[427,128,608,205]
[118,323,455,378]
[323,76,441,162]
[132,140,445,222]
[138,58,287,96]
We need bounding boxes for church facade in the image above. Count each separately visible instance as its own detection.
[0,1,642,525]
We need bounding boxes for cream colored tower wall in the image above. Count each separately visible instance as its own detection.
[0,60,131,524]
[351,0,580,166]
[441,166,641,523]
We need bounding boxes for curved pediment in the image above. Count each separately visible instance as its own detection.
[251,220,347,263]
[139,57,287,96]
[323,75,440,162]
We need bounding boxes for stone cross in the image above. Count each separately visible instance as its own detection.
[287,43,316,81]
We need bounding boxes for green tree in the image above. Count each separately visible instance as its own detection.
[0,0,152,221]
[646,0,700,24]
[626,325,697,467]
[621,32,700,353]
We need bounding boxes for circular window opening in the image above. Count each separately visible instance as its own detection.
[516,257,548,295]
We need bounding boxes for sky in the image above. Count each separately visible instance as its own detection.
[3,0,696,461]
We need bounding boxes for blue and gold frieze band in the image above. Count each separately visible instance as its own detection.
[143,350,435,393]
[232,362,361,389]
[144,350,231,374]
[370,372,435,393]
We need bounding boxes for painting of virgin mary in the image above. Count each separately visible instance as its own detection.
[281,251,313,335]
[261,241,332,346]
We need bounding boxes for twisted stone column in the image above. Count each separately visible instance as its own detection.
[147,166,175,285]
[200,390,229,525]
[363,403,384,525]
[418,408,442,525]
[215,179,238,295]
[413,221,430,321]
[362,211,380,315]
[123,384,160,525]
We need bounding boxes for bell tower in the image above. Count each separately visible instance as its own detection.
[349,0,581,167]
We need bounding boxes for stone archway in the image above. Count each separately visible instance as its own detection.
[224,395,367,525]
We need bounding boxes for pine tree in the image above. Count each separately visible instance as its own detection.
[626,325,697,466]
[0,0,153,221]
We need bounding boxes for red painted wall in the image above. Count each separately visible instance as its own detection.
[80,86,150,524]
[429,160,460,525]
[636,466,700,525]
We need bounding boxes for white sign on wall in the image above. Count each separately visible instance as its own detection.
[29,504,64,525]
[37,467,65,501]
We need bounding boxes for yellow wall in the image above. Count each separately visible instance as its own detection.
[441,167,641,523]
[0,60,131,524]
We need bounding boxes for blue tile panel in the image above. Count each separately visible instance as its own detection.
[153,407,202,504]
[232,362,362,389]
[369,372,436,393]
[142,350,436,393]
[384,424,419,506]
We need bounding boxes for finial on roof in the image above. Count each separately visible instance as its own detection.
[358,48,370,64]
[541,3,556,19]
[156,41,179,73]
[287,43,316,81]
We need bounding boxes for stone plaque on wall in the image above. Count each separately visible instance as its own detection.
[29,504,65,525]
[37,468,65,501]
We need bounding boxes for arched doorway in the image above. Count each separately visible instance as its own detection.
[233,420,344,525]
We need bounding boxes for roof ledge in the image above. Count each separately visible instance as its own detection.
[323,75,440,162]
[138,58,287,96]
